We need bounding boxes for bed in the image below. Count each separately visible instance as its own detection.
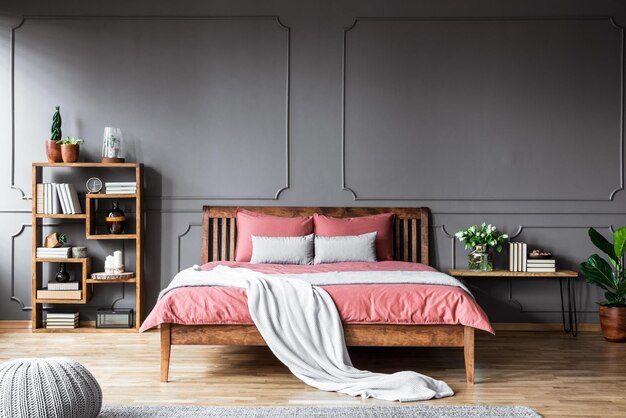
[147,206,492,385]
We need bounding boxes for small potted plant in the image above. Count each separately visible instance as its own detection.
[455,223,508,271]
[580,227,626,342]
[58,137,84,163]
[45,106,62,162]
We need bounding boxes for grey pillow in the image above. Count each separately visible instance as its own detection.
[314,232,378,265]
[250,234,314,265]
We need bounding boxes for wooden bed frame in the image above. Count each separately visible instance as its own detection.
[160,206,475,384]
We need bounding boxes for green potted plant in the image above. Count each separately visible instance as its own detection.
[580,227,626,342]
[58,137,84,163]
[45,106,62,162]
[455,223,508,271]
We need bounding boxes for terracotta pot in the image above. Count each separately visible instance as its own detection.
[599,305,626,342]
[61,144,79,163]
[45,140,62,163]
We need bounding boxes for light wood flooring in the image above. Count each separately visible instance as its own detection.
[0,329,625,417]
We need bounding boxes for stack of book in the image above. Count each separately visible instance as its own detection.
[45,312,79,329]
[36,247,71,259]
[527,258,556,272]
[509,242,528,272]
[105,182,136,194]
[36,183,82,214]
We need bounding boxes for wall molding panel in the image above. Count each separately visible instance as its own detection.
[9,223,30,311]
[342,16,624,201]
[9,15,291,201]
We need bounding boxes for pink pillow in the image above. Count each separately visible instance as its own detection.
[313,213,395,261]
[235,208,314,262]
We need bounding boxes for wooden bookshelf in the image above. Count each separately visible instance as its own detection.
[32,162,144,332]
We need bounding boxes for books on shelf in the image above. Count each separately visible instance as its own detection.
[47,281,80,291]
[105,182,137,195]
[36,183,82,214]
[45,312,79,329]
[36,289,82,300]
[527,259,556,272]
[509,242,528,272]
[36,247,71,259]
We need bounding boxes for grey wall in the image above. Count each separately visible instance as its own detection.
[1,0,626,324]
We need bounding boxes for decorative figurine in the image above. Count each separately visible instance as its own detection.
[106,202,126,234]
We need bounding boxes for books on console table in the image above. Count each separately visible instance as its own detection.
[509,242,527,272]
[527,259,556,272]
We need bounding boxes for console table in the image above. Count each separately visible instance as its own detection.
[448,269,580,337]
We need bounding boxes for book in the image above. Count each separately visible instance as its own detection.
[522,242,527,272]
[46,312,79,318]
[105,182,136,187]
[36,289,82,300]
[54,184,67,214]
[46,312,78,316]
[527,259,556,264]
[67,183,82,214]
[527,267,557,272]
[60,183,72,214]
[36,184,44,213]
[105,190,136,195]
[43,183,49,214]
[62,183,74,214]
[105,187,136,191]
[47,183,53,214]
[47,281,79,291]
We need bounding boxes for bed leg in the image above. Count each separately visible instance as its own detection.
[464,326,475,384]
[161,323,171,383]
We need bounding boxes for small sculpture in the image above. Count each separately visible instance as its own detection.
[44,232,67,248]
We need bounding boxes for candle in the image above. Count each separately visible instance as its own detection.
[105,255,114,271]
[113,250,123,269]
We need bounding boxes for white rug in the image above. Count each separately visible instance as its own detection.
[98,405,542,417]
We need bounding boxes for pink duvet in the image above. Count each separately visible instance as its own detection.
[140,261,494,334]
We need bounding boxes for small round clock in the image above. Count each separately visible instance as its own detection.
[86,177,103,193]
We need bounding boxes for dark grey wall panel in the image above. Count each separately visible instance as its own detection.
[12,17,289,200]
[343,18,623,200]
[1,0,626,324]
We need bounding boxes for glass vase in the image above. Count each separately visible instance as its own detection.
[468,245,493,271]
[101,127,124,163]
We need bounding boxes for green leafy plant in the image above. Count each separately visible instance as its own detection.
[455,223,508,252]
[580,227,626,307]
[58,137,84,145]
[58,234,67,245]
[50,106,62,141]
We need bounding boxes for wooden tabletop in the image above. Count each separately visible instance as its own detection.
[448,269,578,278]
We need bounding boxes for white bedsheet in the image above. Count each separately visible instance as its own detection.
[161,265,455,401]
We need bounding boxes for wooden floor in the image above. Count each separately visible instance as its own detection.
[1,329,625,417]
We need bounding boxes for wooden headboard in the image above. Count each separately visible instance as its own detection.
[201,206,430,265]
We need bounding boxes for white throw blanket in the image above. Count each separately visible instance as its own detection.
[161,266,458,401]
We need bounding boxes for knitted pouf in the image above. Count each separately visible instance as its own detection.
[0,357,102,418]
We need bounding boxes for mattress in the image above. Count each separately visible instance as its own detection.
[140,261,494,334]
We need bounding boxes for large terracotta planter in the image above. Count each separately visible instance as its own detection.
[599,305,626,342]
[61,144,79,163]
[45,140,62,163]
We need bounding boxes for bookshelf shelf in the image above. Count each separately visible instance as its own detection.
[86,278,136,284]
[86,193,136,199]
[32,162,144,332]
[86,234,137,240]
[35,213,87,219]
[36,257,89,263]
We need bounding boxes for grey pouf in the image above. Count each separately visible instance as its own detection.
[0,357,102,418]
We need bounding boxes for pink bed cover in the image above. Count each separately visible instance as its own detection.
[140,261,494,334]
